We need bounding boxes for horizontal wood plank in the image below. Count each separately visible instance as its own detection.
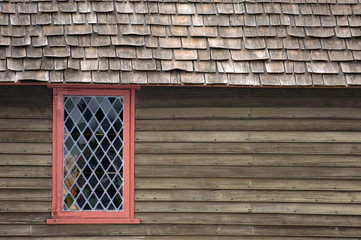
[0,190,51,201]
[0,166,51,178]
[136,119,361,131]
[0,201,51,212]
[0,131,52,143]
[0,119,52,131]
[30,225,253,236]
[135,178,361,191]
[0,143,51,154]
[135,190,361,203]
[0,178,51,189]
[0,154,52,166]
[136,131,361,143]
[135,142,361,155]
[0,107,52,119]
[251,203,361,215]
[137,212,361,227]
[136,107,361,119]
[135,165,361,179]
[0,212,49,224]
[135,202,251,213]
[135,153,361,167]
[253,226,361,237]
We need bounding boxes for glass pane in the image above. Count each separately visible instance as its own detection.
[62,95,124,211]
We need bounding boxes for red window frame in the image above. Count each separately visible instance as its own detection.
[47,86,139,224]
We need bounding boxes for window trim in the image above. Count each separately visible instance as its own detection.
[47,86,139,224]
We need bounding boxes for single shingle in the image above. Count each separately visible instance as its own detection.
[312,4,331,15]
[246,3,263,14]
[80,59,98,71]
[111,35,145,46]
[329,50,353,61]
[346,74,361,85]
[196,4,217,14]
[211,49,230,60]
[305,27,334,37]
[136,47,152,59]
[153,49,173,60]
[219,27,243,38]
[116,2,134,13]
[323,74,346,86]
[92,2,114,12]
[49,71,64,83]
[203,15,229,27]
[209,38,242,49]
[116,46,136,58]
[92,71,119,83]
[174,49,198,60]
[295,74,313,86]
[265,61,285,73]
[205,74,228,85]
[281,4,299,14]
[260,74,280,86]
[217,60,249,73]
[306,62,339,74]
[148,72,171,84]
[228,73,259,86]
[159,37,181,48]
[59,2,77,13]
[48,36,66,47]
[10,14,30,26]
[159,3,176,14]
[54,59,67,70]
[0,3,16,13]
[53,13,72,25]
[17,71,49,81]
[346,39,361,50]
[331,4,352,15]
[180,72,204,84]
[44,46,70,58]
[189,27,217,37]
[335,27,351,38]
[161,60,193,72]
[151,26,166,37]
[133,59,156,71]
[244,38,266,50]
[279,74,296,86]
[171,15,192,26]
[177,3,195,15]
[168,26,188,37]
[91,35,111,47]
[0,72,16,82]
[194,61,217,73]
[32,14,52,25]
[321,38,346,50]
[250,61,264,73]
[349,16,361,27]
[321,15,336,27]
[64,70,91,82]
[231,49,269,61]
[217,3,234,14]
[94,25,118,35]
[65,25,92,35]
[310,50,329,61]
[24,59,41,70]
[341,62,361,73]
[295,15,321,27]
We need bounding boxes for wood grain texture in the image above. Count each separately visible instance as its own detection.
[2,86,361,239]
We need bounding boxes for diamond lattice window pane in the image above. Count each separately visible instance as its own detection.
[63,96,124,211]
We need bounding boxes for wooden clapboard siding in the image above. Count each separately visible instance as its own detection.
[133,87,361,239]
[0,86,53,230]
[2,86,361,239]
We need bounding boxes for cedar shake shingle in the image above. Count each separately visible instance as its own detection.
[0,1,360,86]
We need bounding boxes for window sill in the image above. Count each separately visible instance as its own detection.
[47,218,140,224]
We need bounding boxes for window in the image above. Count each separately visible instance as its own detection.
[47,87,139,224]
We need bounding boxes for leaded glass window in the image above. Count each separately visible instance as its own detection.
[63,96,124,211]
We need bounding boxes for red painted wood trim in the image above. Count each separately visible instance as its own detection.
[48,87,139,224]
[47,218,140,224]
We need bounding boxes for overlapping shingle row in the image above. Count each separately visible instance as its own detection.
[0,0,361,86]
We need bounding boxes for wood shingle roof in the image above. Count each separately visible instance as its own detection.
[1,0,361,86]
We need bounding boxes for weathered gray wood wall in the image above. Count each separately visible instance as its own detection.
[1,85,361,239]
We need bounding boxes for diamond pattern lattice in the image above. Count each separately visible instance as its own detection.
[63,96,124,211]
